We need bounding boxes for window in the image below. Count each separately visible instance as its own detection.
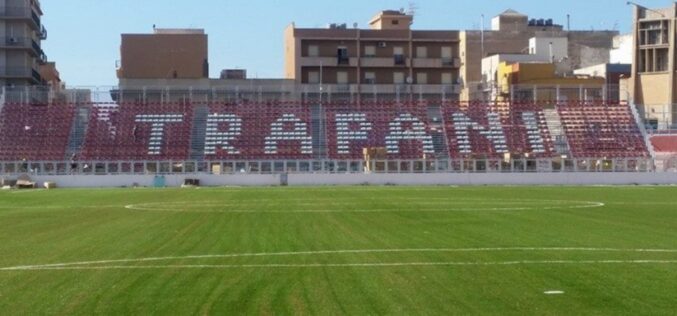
[393,72,405,84]
[364,45,376,57]
[416,46,428,58]
[308,71,320,84]
[416,72,428,84]
[392,20,400,25]
[640,21,669,46]
[639,48,669,73]
[655,48,669,72]
[442,73,453,85]
[394,47,405,65]
[337,46,349,65]
[441,47,453,58]
[364,72,376,84]
[308,45,319,57]
[337,71,349,84]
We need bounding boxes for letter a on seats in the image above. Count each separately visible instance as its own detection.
[264,114,313,154]
[385,113,434,154]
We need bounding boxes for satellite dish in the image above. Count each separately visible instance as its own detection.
[406,76,414,84]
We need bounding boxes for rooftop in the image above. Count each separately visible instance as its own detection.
[153,28,205,35]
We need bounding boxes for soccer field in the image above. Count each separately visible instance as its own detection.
[0,186,676,314]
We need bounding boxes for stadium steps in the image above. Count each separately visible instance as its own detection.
[630,102,657,159]
[428,105,450,159]
[189,105,209,161]
[543,108,571,156]
[311,103,328,159]
[64,105,91,160]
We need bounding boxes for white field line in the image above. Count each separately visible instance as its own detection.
[10,189,47,194]
[0,198,603,211]
[123,199,605,213]
[544,291,565,295]
[3,260,677,271]
[0,205,123,210]
[2,247,677,271]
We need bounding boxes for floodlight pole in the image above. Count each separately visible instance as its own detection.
[626,1,666,17]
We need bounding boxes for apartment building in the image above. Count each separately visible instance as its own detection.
[117,28,209,81]
[630,3,676,129]
[284,10,462,98]
[461,10,618,100]
[0,0,47,86]
[284,9,618,102]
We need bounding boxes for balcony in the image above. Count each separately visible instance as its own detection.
[38,25,47,40]
[299,57,357,67]
[0,66,42,83]
[0,6,41,30]
[360,57,411,68]
[441,57,461,68]
[0,37,32,49]
[38,51,48,65]
[410,57,461,68]
[412,58,443,68]
[31,39,42,56]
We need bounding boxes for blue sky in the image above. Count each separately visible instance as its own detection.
[41,0,670,87]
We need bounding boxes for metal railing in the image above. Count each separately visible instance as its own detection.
[0,158,664,176]
[637,106,677,131]
[0,83,628,103]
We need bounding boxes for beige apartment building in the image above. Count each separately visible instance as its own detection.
[630,3,676,129]
[284,10,462,98]
[0,0,47,86]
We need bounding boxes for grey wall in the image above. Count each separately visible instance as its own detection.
[14,172,677,188]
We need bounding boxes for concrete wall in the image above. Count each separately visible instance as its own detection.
[29,174,281,188]
[16,172,677,188]
[611,34,633,64]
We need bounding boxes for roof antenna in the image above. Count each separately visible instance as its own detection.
[407,1,418,17]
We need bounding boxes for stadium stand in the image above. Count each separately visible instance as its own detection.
[0,101,653,162]
[557,102,650,158]
[81,102,192,160]
[325,101,436,160]
[558,102,650,158]
[0,103,76,161]
[650,135,677,154]
[443,102,555,158]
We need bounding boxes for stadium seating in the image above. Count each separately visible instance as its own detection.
[0,101,652,162]
[444,102,555,158]
[325,101,436,159]
[205,101,313,159]
[0,103,75,161]
[557,102,650,158]
[81,102,192,160]
[650,135,677,154]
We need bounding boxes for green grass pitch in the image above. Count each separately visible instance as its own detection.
[0,186,676,314]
